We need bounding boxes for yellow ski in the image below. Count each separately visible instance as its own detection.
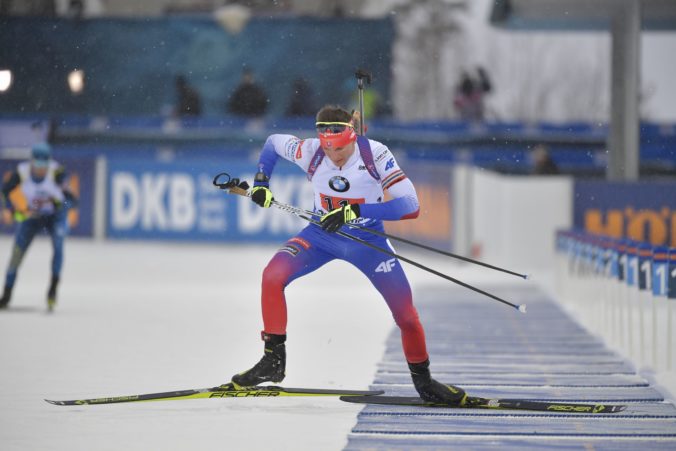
[46,383,383,406]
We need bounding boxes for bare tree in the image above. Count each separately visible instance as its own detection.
[483,31,610,122]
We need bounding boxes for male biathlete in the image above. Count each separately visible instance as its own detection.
[231,105,466,405]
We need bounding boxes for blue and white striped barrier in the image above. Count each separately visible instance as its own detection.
[556,230,676,371]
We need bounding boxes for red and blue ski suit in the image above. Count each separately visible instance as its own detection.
[255,134,430,364]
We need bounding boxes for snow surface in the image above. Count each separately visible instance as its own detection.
[0,236,403,451]
[2,236,673,450]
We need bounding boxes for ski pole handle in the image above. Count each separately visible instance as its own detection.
[355,69,372,136]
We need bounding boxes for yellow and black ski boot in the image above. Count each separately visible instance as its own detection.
[0,285,12,309]
[409,359,467,406]
[231,332,286,387]
[47,276,59,312]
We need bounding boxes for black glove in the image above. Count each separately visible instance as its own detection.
[251,186,273,208]
[230,179,250,191]
[320,204,361,233]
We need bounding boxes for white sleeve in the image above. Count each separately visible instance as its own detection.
[265,134,319,173]
[386,177,418,204]
[371,140,407,190]
[267,134,302,163]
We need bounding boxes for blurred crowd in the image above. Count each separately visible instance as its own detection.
[172,69,386,120]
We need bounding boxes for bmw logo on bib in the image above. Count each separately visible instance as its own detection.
[329,176,350,193]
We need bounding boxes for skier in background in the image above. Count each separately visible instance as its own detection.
[229,105,467,406]
[0,143,78,311]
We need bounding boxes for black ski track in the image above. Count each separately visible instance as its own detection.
[339,395,627,414]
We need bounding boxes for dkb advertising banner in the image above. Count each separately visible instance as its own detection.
[106,158,453,245]
[573,180,676,247]
[106,159,311,242]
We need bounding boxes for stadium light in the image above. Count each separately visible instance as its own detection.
[0,69,12,92]
[68,69,85,94]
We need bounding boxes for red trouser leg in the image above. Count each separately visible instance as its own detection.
[260,253,291,335]
[349,245,429,364]
[260,236,332,335]
[392,302,429,364]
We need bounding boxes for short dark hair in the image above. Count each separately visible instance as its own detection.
[316,105,352,123]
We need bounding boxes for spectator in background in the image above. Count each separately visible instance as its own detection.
[531,144,560,175]
[66,0,84,19]
[0,143,78,312]
[453,66,491,122]
[227,68,269,117]
[285,77,316,117]
[175,75,202,117]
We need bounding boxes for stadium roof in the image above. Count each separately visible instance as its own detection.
[491,0,676,31]
[490,0,676,180]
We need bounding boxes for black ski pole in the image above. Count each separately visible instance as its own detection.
[215,174,528,280]
[272,201,528,279]
[355,69,372,135]
[327,219,525,312]
[214,174,526,313]
[347,223,528,279]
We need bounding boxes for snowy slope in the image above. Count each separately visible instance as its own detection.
[0,237,399,451]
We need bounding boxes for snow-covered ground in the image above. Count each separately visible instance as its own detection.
[3,236,517,451]
[2,236,673,451]
[0,236,406,451]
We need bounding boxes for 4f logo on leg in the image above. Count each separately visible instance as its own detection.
[376,258,397,273]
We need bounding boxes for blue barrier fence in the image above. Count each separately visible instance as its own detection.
[556,229,676,370]
[3,115,676,172]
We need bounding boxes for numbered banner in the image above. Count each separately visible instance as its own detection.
[652,246,669,297]
[669,248,676,300]
[638,243,652,292]
[608,239,620,279]
[574,235,584,273]
[626,242,639,288]
[106,159,310,242]
[584,238,594,274]
[595,238,606,275]
[617,240,628,283]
